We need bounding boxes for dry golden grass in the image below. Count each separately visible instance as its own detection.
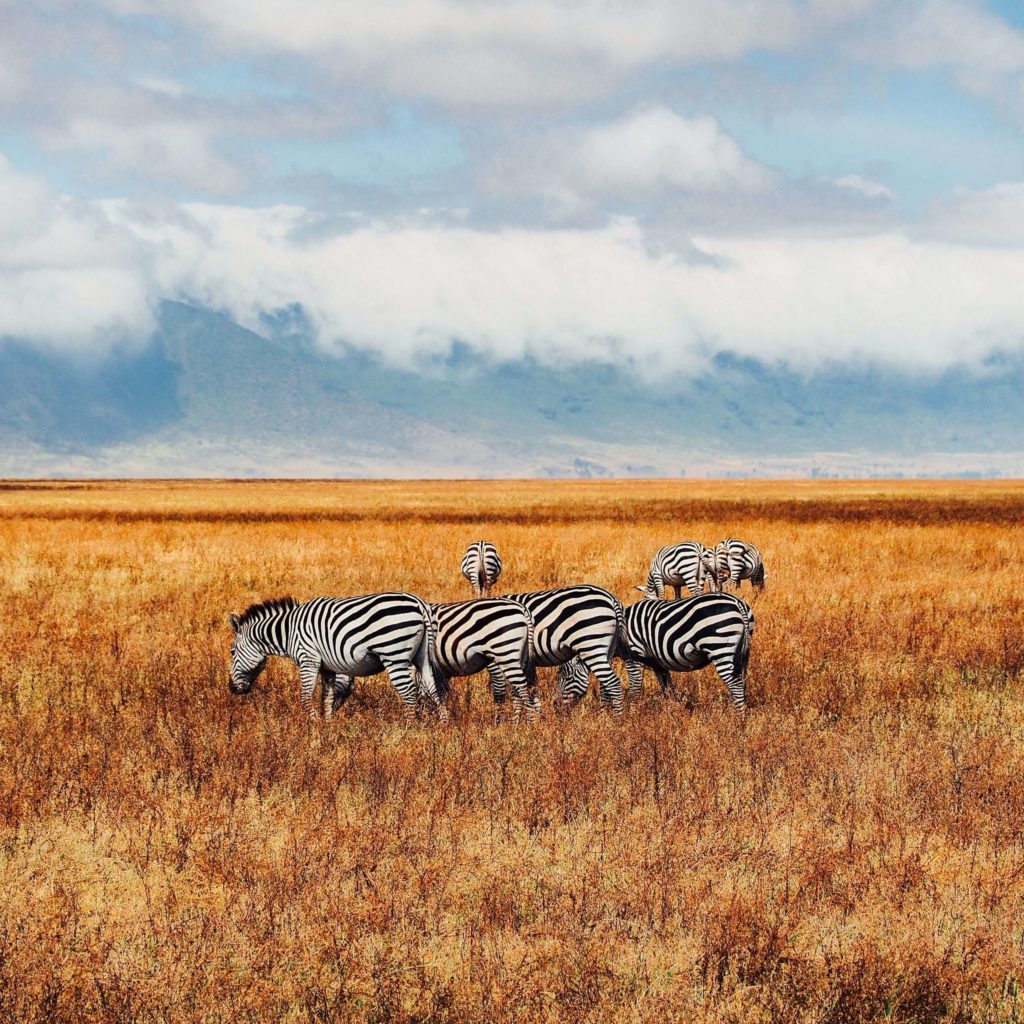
[1,478,1023,1023]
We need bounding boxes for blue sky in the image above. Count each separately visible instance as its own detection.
[2,0,1024,373]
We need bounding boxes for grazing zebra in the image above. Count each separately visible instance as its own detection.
[427,599,538,720]
[637,542,717,600]
[228,594,443,720]
[504,585,626,714]
[559,592,754,712]
[713,538,766,591]
[461,541,502,598]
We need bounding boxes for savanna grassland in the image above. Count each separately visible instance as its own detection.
[1,478,1023,1024]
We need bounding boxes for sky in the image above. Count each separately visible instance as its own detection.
[3,0,1024,377]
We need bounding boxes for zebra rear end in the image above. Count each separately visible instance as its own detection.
[623,592,754,713]
[461,541,503,598]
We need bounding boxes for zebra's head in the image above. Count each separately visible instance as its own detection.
[556,657,590,705]
[228,613,268,694]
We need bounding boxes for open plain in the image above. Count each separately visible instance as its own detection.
[1,479,1022,1023]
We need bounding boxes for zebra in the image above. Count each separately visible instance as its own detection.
[637,542,717,600]
[426,598,538,721]
[461,541,502,598]
[228,594,444,720]
[504,585,626,714]
[557,592,754,713]
[713,538,766,591]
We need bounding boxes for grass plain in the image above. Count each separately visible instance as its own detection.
[1,478,1023,1023]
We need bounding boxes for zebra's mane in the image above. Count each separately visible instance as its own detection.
[235,596,297,628]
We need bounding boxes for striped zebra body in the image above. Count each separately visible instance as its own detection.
[228,593,442,720]
[622,592,754,711]
[427,599,537,719]
[461,541,502,598]
[639,542,716,600]
[714,538,766,591]
[505,585,625,714]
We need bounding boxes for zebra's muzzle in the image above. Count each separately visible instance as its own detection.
[229,676,253,694]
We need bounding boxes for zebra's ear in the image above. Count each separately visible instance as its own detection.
[634,585,646,593]
[229,613,240,633]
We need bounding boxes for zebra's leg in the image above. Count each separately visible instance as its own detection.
[487,660,537,723]
[654,666,675,699]
[382,660,423,720]
[486,663,510,724]
[330,673,355,716]
[298,657,321,719]
[624,658,644,705]
[320,668,336,719]
[709,655,747,715]
[503,661,539,723]
[673,585,682,600]
[578,651,624,715]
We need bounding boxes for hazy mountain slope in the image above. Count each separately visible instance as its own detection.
[1,300,1023,476]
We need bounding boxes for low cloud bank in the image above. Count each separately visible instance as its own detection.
[4,157,1024,375]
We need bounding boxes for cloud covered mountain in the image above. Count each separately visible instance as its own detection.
[1,301,1023,478]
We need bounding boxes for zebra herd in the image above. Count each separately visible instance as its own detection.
[228,539,764,722]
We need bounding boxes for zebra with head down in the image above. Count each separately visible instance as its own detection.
[637,542,718,600]
[228,593,444,720]
[712,538,766,591]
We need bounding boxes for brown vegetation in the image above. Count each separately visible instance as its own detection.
[1,478,1023,1023]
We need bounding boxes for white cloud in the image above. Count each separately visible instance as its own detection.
[920,181,1024,245]
[577,108,773,194]
[859,0,1024,119]
[99,0,874,108]
[5,155,1024,373]
[893,0,1024,76]
[43,116,246,195]
[833,174,894,200]
[483,107,774,218]
[104,196,1024,374]
[0,158,154,349]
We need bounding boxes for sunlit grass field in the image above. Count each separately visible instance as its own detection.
[1,478,1023,1023]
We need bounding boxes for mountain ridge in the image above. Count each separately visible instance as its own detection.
[2,301,1023,477]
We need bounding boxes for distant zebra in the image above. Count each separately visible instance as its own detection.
[505,585,626,714]
[637,542,717,600]
[558,592,754,713]
[461,541,502,598]
[427,599,538,720]
[228,594,443,720]
[713,538,766,591]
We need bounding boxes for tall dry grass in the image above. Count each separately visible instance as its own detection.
[1,479,1023,1023]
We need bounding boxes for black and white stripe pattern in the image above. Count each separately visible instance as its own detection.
[713,538,766,591]
[505,585,626,714]
[428,598,538,719]
[562,592,755,712]
[461,541,502,598]
[637,542,717,600]
[619,592,754,711]
[228,594,442,720]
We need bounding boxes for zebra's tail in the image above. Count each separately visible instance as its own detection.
[734,600,754,688]
[522,604,538,691]
[415,599,445,715]
[612,595,630,660]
